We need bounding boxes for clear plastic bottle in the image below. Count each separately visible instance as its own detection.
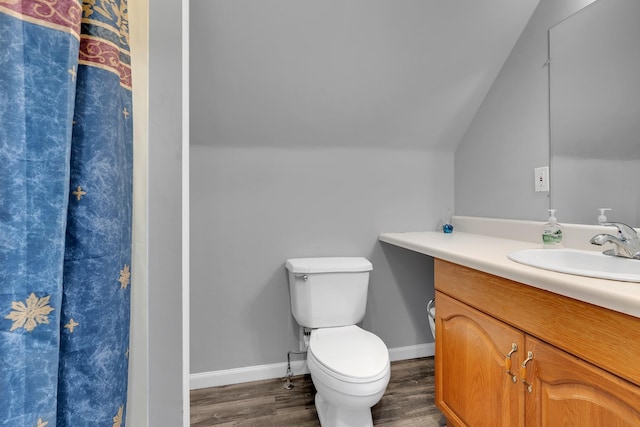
[597,208,611,225]
[542,209,563,248]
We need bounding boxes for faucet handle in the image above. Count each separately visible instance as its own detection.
[602,222,638,241]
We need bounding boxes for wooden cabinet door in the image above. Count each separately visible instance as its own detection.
[436,292,525,427]
[525,335,640,427]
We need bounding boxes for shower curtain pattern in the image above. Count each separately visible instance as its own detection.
[0,0,132,425]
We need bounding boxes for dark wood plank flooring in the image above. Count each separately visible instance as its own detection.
[191,357,447,426]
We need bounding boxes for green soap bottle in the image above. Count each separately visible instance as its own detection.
[542,209,563,248]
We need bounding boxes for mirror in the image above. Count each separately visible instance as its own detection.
[549,0,640,227]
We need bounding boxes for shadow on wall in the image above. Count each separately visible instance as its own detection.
[366,242,435,347]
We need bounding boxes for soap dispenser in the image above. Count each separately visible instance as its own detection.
[597,208,612,225]
[542,209,563,248]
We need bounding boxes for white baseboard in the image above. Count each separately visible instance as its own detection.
[190,359,309,390]
[190,343,435,390]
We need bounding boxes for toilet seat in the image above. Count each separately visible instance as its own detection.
[309,325,389,383]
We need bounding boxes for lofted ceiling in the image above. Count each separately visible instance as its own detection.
[190,0,540,151]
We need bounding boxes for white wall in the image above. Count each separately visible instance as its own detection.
[455,0,596,221]
[190,145,452,373]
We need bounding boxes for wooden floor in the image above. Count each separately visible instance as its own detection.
[191,357,447,426]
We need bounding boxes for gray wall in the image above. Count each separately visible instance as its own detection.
[148,0,183,423]
[190,0,538,153]
[455,0,596,221]
[552,156,640,225]
[188,0,537,374]
[190,145,451,371]
[549,0,640,227]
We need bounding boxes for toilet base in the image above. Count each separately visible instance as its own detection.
[315,393,374,427]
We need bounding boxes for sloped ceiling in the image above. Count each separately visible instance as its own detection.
[190,0,540,151]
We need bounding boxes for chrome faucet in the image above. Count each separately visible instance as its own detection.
[590,222,640,260]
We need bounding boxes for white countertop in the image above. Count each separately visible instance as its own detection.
[379,229,640,319]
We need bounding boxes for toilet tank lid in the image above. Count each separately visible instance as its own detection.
[285,257,372,274]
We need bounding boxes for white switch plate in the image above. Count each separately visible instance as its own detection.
[534,166,549,192]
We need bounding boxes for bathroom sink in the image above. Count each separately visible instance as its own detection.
[508,248,640,283]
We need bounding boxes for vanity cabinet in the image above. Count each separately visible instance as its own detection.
[434,259,640,427]
[436,292,524,426]
[525,334,640,426]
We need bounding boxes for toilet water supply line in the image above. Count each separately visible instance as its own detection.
[283,328,312,390]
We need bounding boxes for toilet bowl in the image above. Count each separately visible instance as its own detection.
[285,257,390,427]
[307,325,390,427]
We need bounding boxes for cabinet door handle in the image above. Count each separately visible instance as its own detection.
[519,351,534,393]
[504,343,518,383]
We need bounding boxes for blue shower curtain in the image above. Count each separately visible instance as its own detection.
[0,0,133,425]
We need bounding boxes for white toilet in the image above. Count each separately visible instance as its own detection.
[285,257,391,427]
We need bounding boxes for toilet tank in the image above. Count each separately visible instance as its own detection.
[285,257,373,328]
